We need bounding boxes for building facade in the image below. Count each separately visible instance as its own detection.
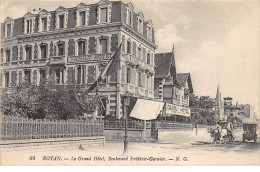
[154,45,193,119]
[0,0,157,119]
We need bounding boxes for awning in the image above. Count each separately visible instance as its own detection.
[129,99,165,120]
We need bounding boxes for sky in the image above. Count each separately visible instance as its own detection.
[1,0,260,117]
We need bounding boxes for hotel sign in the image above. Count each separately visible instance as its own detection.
[68,53,112,63]
[165,103,191,117]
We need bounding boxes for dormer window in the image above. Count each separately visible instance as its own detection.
[27,19,33,33]
[58,15,64,29]
[79,11,86,26]
[6,24,11,37]
[98,1,112,24]
[137,12,144,35]
[76,3,89,27]
[38,9,50,32]
[4,17,14,37]
[55,6,68,29]
[100,7,108,23]
[41,18,47,31]
[126,3,134,27]
[146,20,153,41]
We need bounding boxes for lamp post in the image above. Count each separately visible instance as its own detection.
[122,95,130,154]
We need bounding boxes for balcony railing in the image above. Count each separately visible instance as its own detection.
[50,55,66,64]
[123,54,154,73]
[139,87,146,96]
[124,83,135,94]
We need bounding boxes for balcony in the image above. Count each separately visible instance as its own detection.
[50,55,66,65]
[123,54,138,66]
[124,83,135,94]
[144,63,155,73]
[139,87,146,96]
[146,90,154,98]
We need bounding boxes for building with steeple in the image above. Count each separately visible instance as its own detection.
[215,84,225,120]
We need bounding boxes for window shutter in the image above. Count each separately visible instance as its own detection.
[87,65,95,83]
[143,48,146,62]
[11,71,17,86]
[68,39,75,56]
[132,42,136,57]
[122,36,126,53]
[34,43,38,59]
[88,37,96,54]
[130,69,136,85]
[12,46,18,61]
[54,44,57,56]
[67,67,74,85]
[50,41,54,57]
[19,46,23,61]
[121,64,125,83]
[110,34,118,52]
[18,71,22,85]
[1,48,3,63]
[33,70,37,85]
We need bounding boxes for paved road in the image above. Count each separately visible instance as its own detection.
[1,134,260,165]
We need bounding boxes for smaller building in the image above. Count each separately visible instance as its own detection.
[153,45,193,120]
[238,104,256,120]
[224,97,241,119]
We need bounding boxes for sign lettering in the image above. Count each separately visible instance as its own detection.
[68,53,112,63]
[165,103,191,117]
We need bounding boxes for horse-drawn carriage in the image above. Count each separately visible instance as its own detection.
[208,121,235,144]
[242,122,257,142]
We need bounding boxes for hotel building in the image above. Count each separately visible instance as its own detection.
[0,0,156,118]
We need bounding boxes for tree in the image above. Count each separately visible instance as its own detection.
[1,79,101,120]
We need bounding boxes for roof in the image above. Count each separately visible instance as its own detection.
[177,73,194,93]
[154,52,172,79]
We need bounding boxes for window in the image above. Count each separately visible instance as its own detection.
[76,66,85,84]
[127,68,131,83]
[6,24,11,37]
[138,47,141,59]
[138,19,143,34]
[55,68,64,84]
[147,76,150,89]
[40,45,47,59]
[5,50,11,62]
[79,11,86,26]
[100,7,108,23]
[138,72,141,87]
[100,39,107,54]
[41,17,47,31]
[128,11,132,26]
[39,69,46,81]
[127,41,131,54]
[78,41,86,55]
[5,72,9,87]
[25,47,32,60]
[147,53,150,64]
[24,71,31,84]
[26,19,32,33]
[59,15,64,29]
[57,43,65,56]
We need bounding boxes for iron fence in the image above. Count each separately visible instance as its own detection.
[0,115,103,140]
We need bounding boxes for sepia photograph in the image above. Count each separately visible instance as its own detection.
[0,0,259,166]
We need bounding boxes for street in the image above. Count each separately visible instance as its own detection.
[1,129,260,165]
